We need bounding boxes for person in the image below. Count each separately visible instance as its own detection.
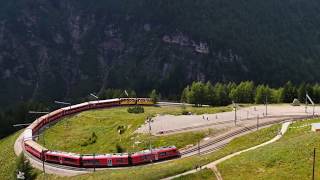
[207,117,209,121]
[202,115,204,120]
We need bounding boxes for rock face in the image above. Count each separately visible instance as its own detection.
[0,0,320,106]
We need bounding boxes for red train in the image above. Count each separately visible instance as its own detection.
[23,98,181,168]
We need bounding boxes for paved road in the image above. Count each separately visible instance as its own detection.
[162,121,292,180]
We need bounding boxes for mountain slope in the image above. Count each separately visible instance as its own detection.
[1,0,320,105]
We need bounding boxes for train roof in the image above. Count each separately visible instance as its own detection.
[131,146,177,156]
[90,98,120,104]
[25,140,48,152]
[130,149,152,156]
[23,129,33,140]
[28,119,42,130]
[82,153,129,159]
[152,146,177,151]
[61,102,89,110]
[46,150,81,158]
[48,109,64,115]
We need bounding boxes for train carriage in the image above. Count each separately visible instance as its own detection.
[136,98,154,105]
[152,146,180,161]
[82,153,129,167]
[62,102,90,115]
[130,150,155,165]
[120,98,137,105]
[90,98,120,109]
[21,98,181,169]
[24,140,48,160]
[45,151,81,167]
[47,109,64,123]
[29,117,45,134]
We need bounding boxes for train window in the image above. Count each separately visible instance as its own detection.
[141,155,149,160]
[116,158,124,163]
[160,152,167,156]
[49,156,59,160]
[64,157,76,162]
[83,160,99,164]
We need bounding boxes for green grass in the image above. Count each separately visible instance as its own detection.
[38,123,280,180]
[218,118,320,180]
[37,106,231,154]
[0,130,41,180]
[173,168,216,180]
[0,130,22,180]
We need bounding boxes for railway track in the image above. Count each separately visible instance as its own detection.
[158,114,312,135]
[180,115,315,157]
[22,114,316,173]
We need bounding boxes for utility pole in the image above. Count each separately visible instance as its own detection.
[265,95,268,116]
[93,153,96,172]
[148,117,153,162]
[305,93,308,113]
[233,101,237,126]
[42,150,46,180]
[198,139,200,156]
[90,93,99,103]
[313,148,316,180]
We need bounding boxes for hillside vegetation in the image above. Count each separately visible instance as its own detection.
[1,0,320,107]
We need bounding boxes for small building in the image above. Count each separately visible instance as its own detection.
[311,123,320,132]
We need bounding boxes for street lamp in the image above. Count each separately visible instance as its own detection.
[90,93,99,102]
[232,101,237,126]
[54,100,71,107]
[265,95,268,116]
[54,101,71,105]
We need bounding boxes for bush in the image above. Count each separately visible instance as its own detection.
[292,98,300,106]
[127,106,144,114]
[14,153,36,180]
[116,144,125,153]
[80,132,98,146]
[182,110,189,115]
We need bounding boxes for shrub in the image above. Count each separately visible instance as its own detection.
[14,153,36,180]
[80,132,98,146]
[116,144,125,153]
[127,106,144,114]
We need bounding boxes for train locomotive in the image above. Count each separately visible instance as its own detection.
[22,98,181,168]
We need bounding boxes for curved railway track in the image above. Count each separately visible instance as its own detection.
[181,115,315,157]
[21,114,316,173]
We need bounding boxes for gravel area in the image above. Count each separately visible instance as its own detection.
[137,104,318,135]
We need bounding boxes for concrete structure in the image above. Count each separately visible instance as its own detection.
[311,123,320,132]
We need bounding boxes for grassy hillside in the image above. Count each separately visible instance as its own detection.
[0,130,21,179]
[173,168,216,180]
[218,118,320,179]
[37,123,280,179]
[37,106,231,154]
